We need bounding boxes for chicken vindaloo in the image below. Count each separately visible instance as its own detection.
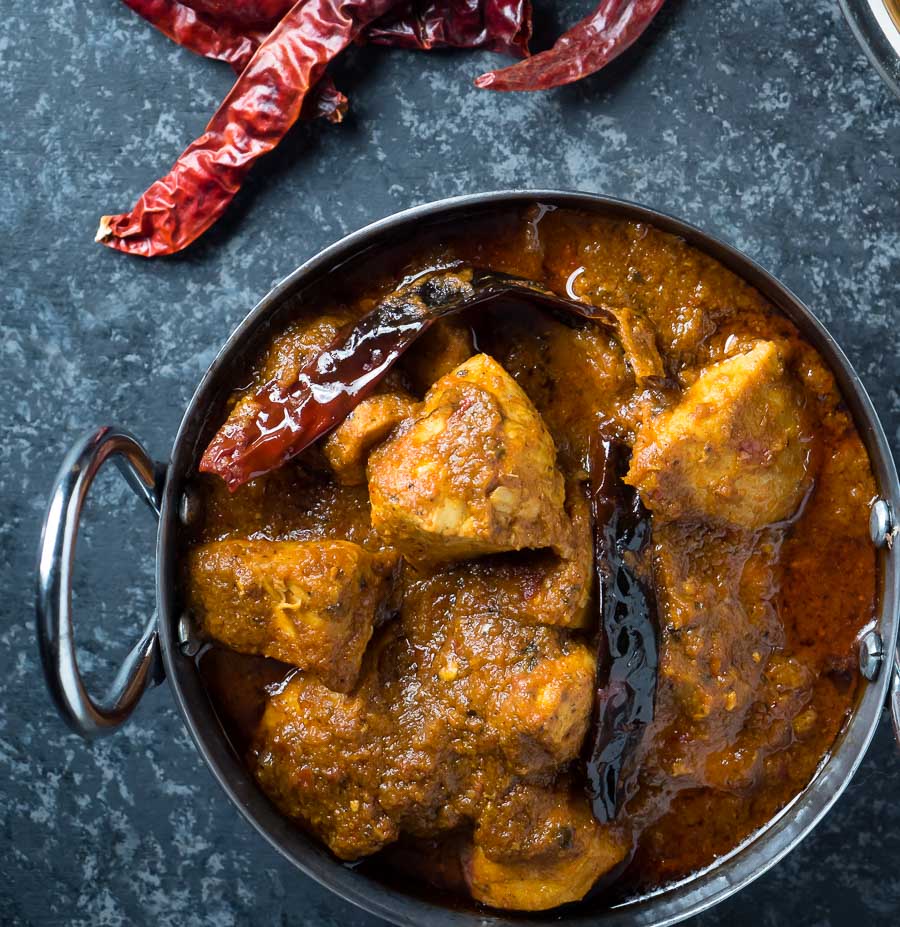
[184,207,877,911]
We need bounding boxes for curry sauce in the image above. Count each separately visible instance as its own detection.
[185,207,877,910]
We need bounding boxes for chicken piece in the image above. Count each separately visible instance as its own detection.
[627,521,801,803]
[464,784,630,911]
[626,341,810,529]
[253,673,398,859]
[248,569,598,865]
[323,391,418,485]
[367,354,569,564]
[700,654,813,791]
[651,524,782,726]
[188,539,396,692]
[487,645,596,773]
[397,577,596,777]
[401,317,474,394]
[467,481,594,629]
[416,481,593,631]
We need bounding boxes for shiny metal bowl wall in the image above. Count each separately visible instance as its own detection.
[41,192,900,927]
[840,0,900,98]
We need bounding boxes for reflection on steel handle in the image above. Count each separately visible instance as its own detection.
[36,427,167,738]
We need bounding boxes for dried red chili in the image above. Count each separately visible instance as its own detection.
[98,0,404,257]
[367,0,531,56]
[123,0,348,118]
[121,0,266,72]
[181,0,294,27]
[177,0,532,54]
[475,0,665,91]
[200,267,615,490]
[583,436,657,823]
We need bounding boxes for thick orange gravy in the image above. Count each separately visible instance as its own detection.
[185,207,878,907]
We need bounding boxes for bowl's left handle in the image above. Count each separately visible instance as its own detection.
[36,426,168,739]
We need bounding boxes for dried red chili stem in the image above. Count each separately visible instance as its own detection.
[98,0,404,257]
[200,267,614,490]
[121,0,266,72]
[367,0,531,56]
[475,0,665,91]
[302,74,350,122]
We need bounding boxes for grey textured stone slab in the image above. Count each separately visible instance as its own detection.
[1,1,898,924]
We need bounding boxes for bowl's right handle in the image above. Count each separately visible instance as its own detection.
[36,426,167,738]
[891,649,900,748]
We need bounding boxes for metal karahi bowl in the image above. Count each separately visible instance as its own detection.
[36,191,900,927]
[840,0,900,98]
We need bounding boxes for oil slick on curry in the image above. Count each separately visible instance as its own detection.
[182,207,877,912]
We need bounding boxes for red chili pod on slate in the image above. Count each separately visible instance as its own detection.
[367,0,531,56]
[122,0,267,72]
[475,0,665,91]
[98,0,405,257]
[180,0,295,27]
[122,0,347,118]
[178,0,533,55]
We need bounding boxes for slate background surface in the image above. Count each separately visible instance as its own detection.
[2,1,899,924]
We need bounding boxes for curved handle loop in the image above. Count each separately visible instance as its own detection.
[891,651,900,749]
[36,427,167,738]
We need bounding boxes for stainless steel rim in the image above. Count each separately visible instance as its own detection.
[154,191,900,927]
[840,0,900,98]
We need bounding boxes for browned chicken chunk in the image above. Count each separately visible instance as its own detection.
[254,673,398,859]
[464,783,630,911]
[188,539,396,692]
[248,581,597,862]
[323,390,418,485]
[487,644,596,773]
[651,524,783,726]
[367,354,569,564]
[630,523,813,800]
[440,481,594,630]
[626,341,810,529]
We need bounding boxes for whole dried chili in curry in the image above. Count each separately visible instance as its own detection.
[584,436,657,823]
[98,0,406,257]
[476,0,666,91]
[200,267,616,490]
